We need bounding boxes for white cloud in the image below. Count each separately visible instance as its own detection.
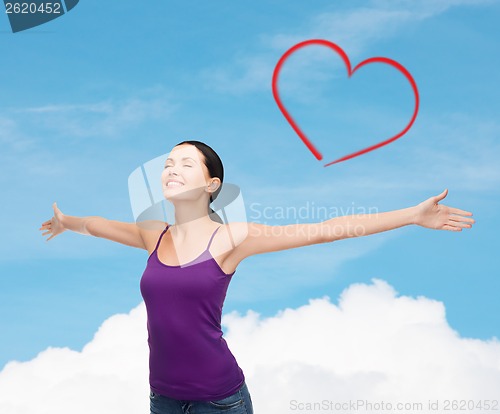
[229,278,500,412]
[371,0,497,16]
[1,279,499,414]
[0,304,150,414]
[11,96,178,139]
[200,0,495,95]
[4,85,179,141]
[200,5,411,95]
[200,6,411,96]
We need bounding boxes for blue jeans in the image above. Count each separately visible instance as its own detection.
[149,381,254,414]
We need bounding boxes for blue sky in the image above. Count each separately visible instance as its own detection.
[0,0,499,375]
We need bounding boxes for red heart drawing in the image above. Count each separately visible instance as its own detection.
[272,39,420,167]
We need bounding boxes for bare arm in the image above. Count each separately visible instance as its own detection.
[40,202,157,250]
[59,214,101,236]
[321,206,417,241]
[320,189,474,242]
[224,189,474,265]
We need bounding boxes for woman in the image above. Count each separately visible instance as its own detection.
[39,140,475,413]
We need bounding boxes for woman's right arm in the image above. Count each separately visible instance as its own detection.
[65,215,146,249]
[40,202,162,250]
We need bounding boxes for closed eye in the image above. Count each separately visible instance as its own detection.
[164,164,191,169]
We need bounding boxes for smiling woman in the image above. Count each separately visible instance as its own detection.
[39,140,474,414]
[163,141,225,225]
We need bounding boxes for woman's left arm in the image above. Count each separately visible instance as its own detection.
[322,188,475,241]
[224,189,474,264]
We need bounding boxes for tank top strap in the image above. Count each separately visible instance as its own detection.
[206,225,222,251]
[153,224,170,253]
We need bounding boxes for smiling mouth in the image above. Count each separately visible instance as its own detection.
[166,182,184,188]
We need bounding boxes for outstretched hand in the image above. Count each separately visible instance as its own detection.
[39,202,66,241]
[414,189,475,231]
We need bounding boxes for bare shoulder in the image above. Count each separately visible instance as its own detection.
[213,222,251,273]
[217,220,327,269]
[216,222,250,247]
[137,220,169,254]
[216,221,267,246]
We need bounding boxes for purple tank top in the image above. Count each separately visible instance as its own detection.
[139,224,245,401]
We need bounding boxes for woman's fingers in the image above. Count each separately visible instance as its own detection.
[443,224,462,231]
[40,216,57,230]
[41,206,59,241]
[448,220,471,228]
[442,224,462,231]
[449,207,473,216]
[448,215,474,224]
[434,188,448,202]
[443,206,475,225]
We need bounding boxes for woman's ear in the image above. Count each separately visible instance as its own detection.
[207,178,221,194]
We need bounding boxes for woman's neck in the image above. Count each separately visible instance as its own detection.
[171,199,216,235]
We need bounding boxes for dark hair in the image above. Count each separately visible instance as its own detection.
[175,140,224,224]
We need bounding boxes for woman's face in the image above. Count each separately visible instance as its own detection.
[161,144,219,203]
